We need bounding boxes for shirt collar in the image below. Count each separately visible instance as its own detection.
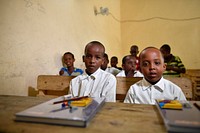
[142,77,165,92]
[81,68,102,80]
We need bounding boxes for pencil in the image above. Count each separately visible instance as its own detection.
[53,96,89,104]
[193,102,200,111]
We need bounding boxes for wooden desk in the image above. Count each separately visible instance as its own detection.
[0,95,166,133]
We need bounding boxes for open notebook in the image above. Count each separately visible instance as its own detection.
[156,100,200,133]
[15,95,105,127]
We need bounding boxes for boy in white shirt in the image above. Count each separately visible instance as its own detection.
[124,47,186,104]
[116,55,143,77]
[69,41,116,102]
[101,53,121,76]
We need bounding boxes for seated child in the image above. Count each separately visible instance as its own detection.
[160,44,186,77]
[101,53,121,76]
[110,56,122,70]
[59,52,83,76]
[68,41,116,102]
[130,45,140,70]
[124,47,186,104]
[116,55,143,77]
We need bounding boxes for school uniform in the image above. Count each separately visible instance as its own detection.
[116,70,143,77]
[105,67,121,76]
[124,77,186,105]
[69,68,116,102]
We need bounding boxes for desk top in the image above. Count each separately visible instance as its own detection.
[0,95,166,133]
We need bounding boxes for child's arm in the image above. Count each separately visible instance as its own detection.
[101,74,116,102]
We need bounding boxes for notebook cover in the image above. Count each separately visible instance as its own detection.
[156,100,200,133]
[15,95,105,127]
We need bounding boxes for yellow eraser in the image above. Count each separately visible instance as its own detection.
[71,98,92,107]
[162,101,183,109]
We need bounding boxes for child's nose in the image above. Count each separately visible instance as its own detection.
[149,63,155,69]
[90,57,95,63]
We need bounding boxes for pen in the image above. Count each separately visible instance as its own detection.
[53,96,89,104]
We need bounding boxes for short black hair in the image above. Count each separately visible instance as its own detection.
[111,56,118,61]
[130,45,138,50]
[63,52,74,59]
[160,44,171,53]
[139,46,164,62]
[84,41,105,55]
[122,55,135,64]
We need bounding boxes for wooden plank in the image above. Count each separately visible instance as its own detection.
[37,75,75,96]
[116,77,142,101]
[165,77,193,100]
[181,69,200,100]
[0,95,166,133]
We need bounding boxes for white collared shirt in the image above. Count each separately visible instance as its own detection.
[116,70,143,77]
[69,68,116,102]
[105,67,121,76]
[124,77,186,105]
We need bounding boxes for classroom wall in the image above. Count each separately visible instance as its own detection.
[0,0,121,96]
[121,0,200,69]
[0,0,199,96]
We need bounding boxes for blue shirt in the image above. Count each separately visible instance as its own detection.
[60,67,83,76]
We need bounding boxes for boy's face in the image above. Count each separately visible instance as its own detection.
[140,48,166,83]
[130,47,139,56]
[63,54,74,67]
[122,56,136,73]
[84,44,104,74]
[111,58,117,67]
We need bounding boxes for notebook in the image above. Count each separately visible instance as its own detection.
[15,95,105,127]
[156,100,200,133]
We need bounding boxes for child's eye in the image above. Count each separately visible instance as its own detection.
[85,55,91,58]
[97,56,101,59]
[155,61,161,65]
[142,62,149,67]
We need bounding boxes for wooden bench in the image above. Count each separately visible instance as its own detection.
[33,75,193,101]
[35,75,141,100]
[37,75,75,97]
[182,69,200,100]
[165,77,193,100]
[116,77,142,102]
[116,77,193,102]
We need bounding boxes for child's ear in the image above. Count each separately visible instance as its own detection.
[122,64,125,70]
[163,63,166,70]
[101,57,105,65]
[82,55,85,62]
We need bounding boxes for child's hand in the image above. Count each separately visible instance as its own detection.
[166,65,176,71]
[126,70,136,77]
[59,70,64,75]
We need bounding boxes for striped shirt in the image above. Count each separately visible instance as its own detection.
[163,55,185,77]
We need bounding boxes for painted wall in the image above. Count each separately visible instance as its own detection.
[0,0,121,96]
[121,0,200,69]
[0,0,199,96]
